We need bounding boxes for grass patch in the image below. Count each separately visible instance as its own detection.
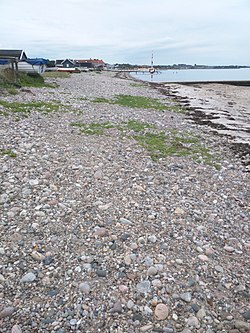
[0,149,17,158]
[90,94,187,113]
[165,105,187,114]
[70,122,114,135]
[44,72,71,78]
[134,130,220,167]
[0,100,60,116]
[7,88,19,95]
[124,120,156,132]
[91,97,111,103]
[114,95,166,111]
[69,119,219,168]
[91,94,167,111]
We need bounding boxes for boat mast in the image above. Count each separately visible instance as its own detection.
[149,51,155,74]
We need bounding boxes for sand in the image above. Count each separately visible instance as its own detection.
[166,83,250,145]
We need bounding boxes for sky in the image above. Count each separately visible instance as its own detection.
[0,0,249,65]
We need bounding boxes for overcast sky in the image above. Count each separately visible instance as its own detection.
[0,0,249,65]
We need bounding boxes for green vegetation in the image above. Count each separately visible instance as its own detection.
[0,149,17,158]
[91,97,111,103]
[0,69,54,90]
[18,72,46,87]
[134,130,220,167]
[90,94,186,113]
[0,100,60,116]
[114,95,166,110]
[70,119,219,168]
[6,88,19,95]
[91,94,163,109]
[44,72,71,78]
[70,121,114,135]
[165,104,187,114]
[124,120,156,132]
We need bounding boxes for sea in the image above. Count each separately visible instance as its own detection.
[130,67,250,83]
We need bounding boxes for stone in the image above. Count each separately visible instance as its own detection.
[70,319,77,326]
[29,179,39,186]
[43,256,54,265]
[112,300,123,313]
[147,266,158,276]
[143,305,153,315]
[152,279,162,288]
[224,245,235,253]
[119,285,128,293]
[174,207,185,215]
[20,272,36,283]
[96,269,107,277]
[136,280,151,294]
[148,235,157,243]
[94,169,103,179]
[215,265,224,273]
[79,282,91,294]
[140,325,153,332]
[186,316,200,328]
[0,194,9,204]
[94,227,107,237]
[191,304,200,313]
[234,320,250,331]
[31,251,45,261]
[154,303,169,320]
[132,313,144,322]
[11,325,22,333]
[180,292,192,303]
[124,254,132,265]
[120,233,130,241]
[0,306,15,319]
[242,310,250,320]
[181,329,192,333]
[196,307,206,319]
[120,218,133,225]
[127,300,134,309]
[198,254,209,262]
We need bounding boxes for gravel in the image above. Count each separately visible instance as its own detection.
[0,71,249,332]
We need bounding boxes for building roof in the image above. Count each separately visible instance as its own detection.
[76,59,104,64]
[61,59,75,65]
[0,49,27,60]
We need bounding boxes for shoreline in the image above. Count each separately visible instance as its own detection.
[120,71,250,166]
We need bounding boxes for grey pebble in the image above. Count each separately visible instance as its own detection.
[20,272,36,283]
[136,280,151,294]
[180,292,192,303]
[0,306,15,319]
[96,269,107,277]
[242,309,250,320]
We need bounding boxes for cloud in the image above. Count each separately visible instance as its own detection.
[0,0,249,64]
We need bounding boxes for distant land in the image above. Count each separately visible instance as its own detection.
[113,63,250,70]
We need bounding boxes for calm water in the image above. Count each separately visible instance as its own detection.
[130,68,250,83]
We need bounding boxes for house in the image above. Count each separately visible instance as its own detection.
[75,59,105,69]
[0,49,48,74]
[18,58,48,74]
[55,59,76,68]
[0,49,27,61]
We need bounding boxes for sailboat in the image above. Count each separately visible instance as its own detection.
[149,51,155,74]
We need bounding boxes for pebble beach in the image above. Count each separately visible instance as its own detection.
[0,71,249,333]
